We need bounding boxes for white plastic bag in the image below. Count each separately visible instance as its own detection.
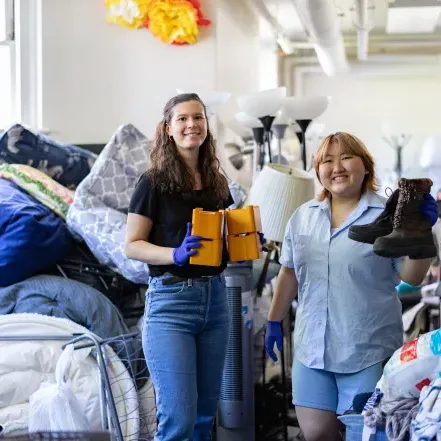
[376,328,441,403]
[28,344,91,432]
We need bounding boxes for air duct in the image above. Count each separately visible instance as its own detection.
[292,0,349,76]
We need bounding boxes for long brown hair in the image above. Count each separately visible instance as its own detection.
[148,93,229,200]
[313,132,379,200]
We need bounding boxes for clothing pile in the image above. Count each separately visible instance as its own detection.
[340,327,441,441]
[0,122,249,437]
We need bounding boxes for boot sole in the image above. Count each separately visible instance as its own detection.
[373,242,437,259]
[348,229,389,245]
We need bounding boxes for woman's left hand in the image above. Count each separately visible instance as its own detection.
[421,194,439,227]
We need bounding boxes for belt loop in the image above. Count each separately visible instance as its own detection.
[188,278,193,287]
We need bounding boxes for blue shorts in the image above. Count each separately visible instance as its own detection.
[292,356,383,415]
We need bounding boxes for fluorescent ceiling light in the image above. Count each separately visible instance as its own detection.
[387,6,441,34]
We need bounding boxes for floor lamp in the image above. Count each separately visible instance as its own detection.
[272,123,290,165]
[382,133,412,179]
[248,164,315,441]
[237,87,287,174]
[281,96,331,171]
[235,112,265,178]
[297,120,312,171]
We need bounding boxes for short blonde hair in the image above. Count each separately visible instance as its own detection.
[313,132,379,201]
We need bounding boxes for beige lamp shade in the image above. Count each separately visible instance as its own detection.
[248,164,315,243]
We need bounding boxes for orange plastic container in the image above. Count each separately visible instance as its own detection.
[225,205,261,235]
[226,205,262,262]
[227,232,261,262]
[191,208,224,239]
[190,208,224,266]
[190,239,223,267]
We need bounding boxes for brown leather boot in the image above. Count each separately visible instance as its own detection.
[373,178,437,259]
[348,189,399,244]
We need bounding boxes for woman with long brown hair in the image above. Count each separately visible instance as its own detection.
[265,132,437,441]
[125,93,233,440]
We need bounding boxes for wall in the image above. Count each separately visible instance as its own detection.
[40,0,217,143]
[298,67,441,191]
[37,0,268,150]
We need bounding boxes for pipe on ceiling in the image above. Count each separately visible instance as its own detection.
[354,0,370,60]
[291,0,349,76]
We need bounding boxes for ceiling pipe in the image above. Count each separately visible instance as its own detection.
[291,0,349,76]
[354,0,370,60]
[288,36,441,50]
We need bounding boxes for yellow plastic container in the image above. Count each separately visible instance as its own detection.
[227,232,261,262]
[226,205,262,262]
[191,208,224,239]
[226,205,261,235]
[190,239,223,267]
[190,208,224,266]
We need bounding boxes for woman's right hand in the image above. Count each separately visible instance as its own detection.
[265,320,283,362]
[172,222,202,266]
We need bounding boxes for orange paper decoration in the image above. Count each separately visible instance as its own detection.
[105,0,211,45]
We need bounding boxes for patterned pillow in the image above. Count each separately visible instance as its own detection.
[0,124,97,189]
[67,124,152,284]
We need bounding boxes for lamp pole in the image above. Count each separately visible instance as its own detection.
[296,119,312,171]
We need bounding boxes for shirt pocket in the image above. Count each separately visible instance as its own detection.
[293,234,313,267]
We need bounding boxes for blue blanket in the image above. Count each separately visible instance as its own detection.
[0,178,73,286]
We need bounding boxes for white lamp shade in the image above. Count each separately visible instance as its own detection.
[176,89,231,115]
[226,119,253,139]
[236,87,287,119]
[248,164,315,242]
[274,108,291,125]
[234,112,263,129]
[282,96,331,121]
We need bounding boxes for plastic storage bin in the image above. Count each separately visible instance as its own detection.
[226,205,262,262]
[190,208,224,267]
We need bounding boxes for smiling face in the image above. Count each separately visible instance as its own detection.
[318,141,368,199]
[166,100,208,151]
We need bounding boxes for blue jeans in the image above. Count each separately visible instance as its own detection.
[143,274,230,441]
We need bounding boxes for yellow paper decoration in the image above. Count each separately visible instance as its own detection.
[105,0,151,29]
[104,0,211,45]
[146,0,199,45]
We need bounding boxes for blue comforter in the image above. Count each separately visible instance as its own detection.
[0,178,73,286]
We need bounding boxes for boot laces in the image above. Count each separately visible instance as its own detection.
[385,187,393,198]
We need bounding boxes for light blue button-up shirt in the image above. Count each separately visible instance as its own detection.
[280,190,404,373]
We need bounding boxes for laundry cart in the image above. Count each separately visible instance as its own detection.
[0,315,155,441]
[0,432,112,441]
[61,332,156,441]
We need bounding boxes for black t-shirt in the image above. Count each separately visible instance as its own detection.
[128,172,234,278]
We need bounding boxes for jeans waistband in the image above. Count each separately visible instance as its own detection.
[149,274,222,286]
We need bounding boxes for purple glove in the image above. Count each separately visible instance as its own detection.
[421,194,439,227]
[173,222,202,266]
[265,320,283,362]
[259,232,268,252]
